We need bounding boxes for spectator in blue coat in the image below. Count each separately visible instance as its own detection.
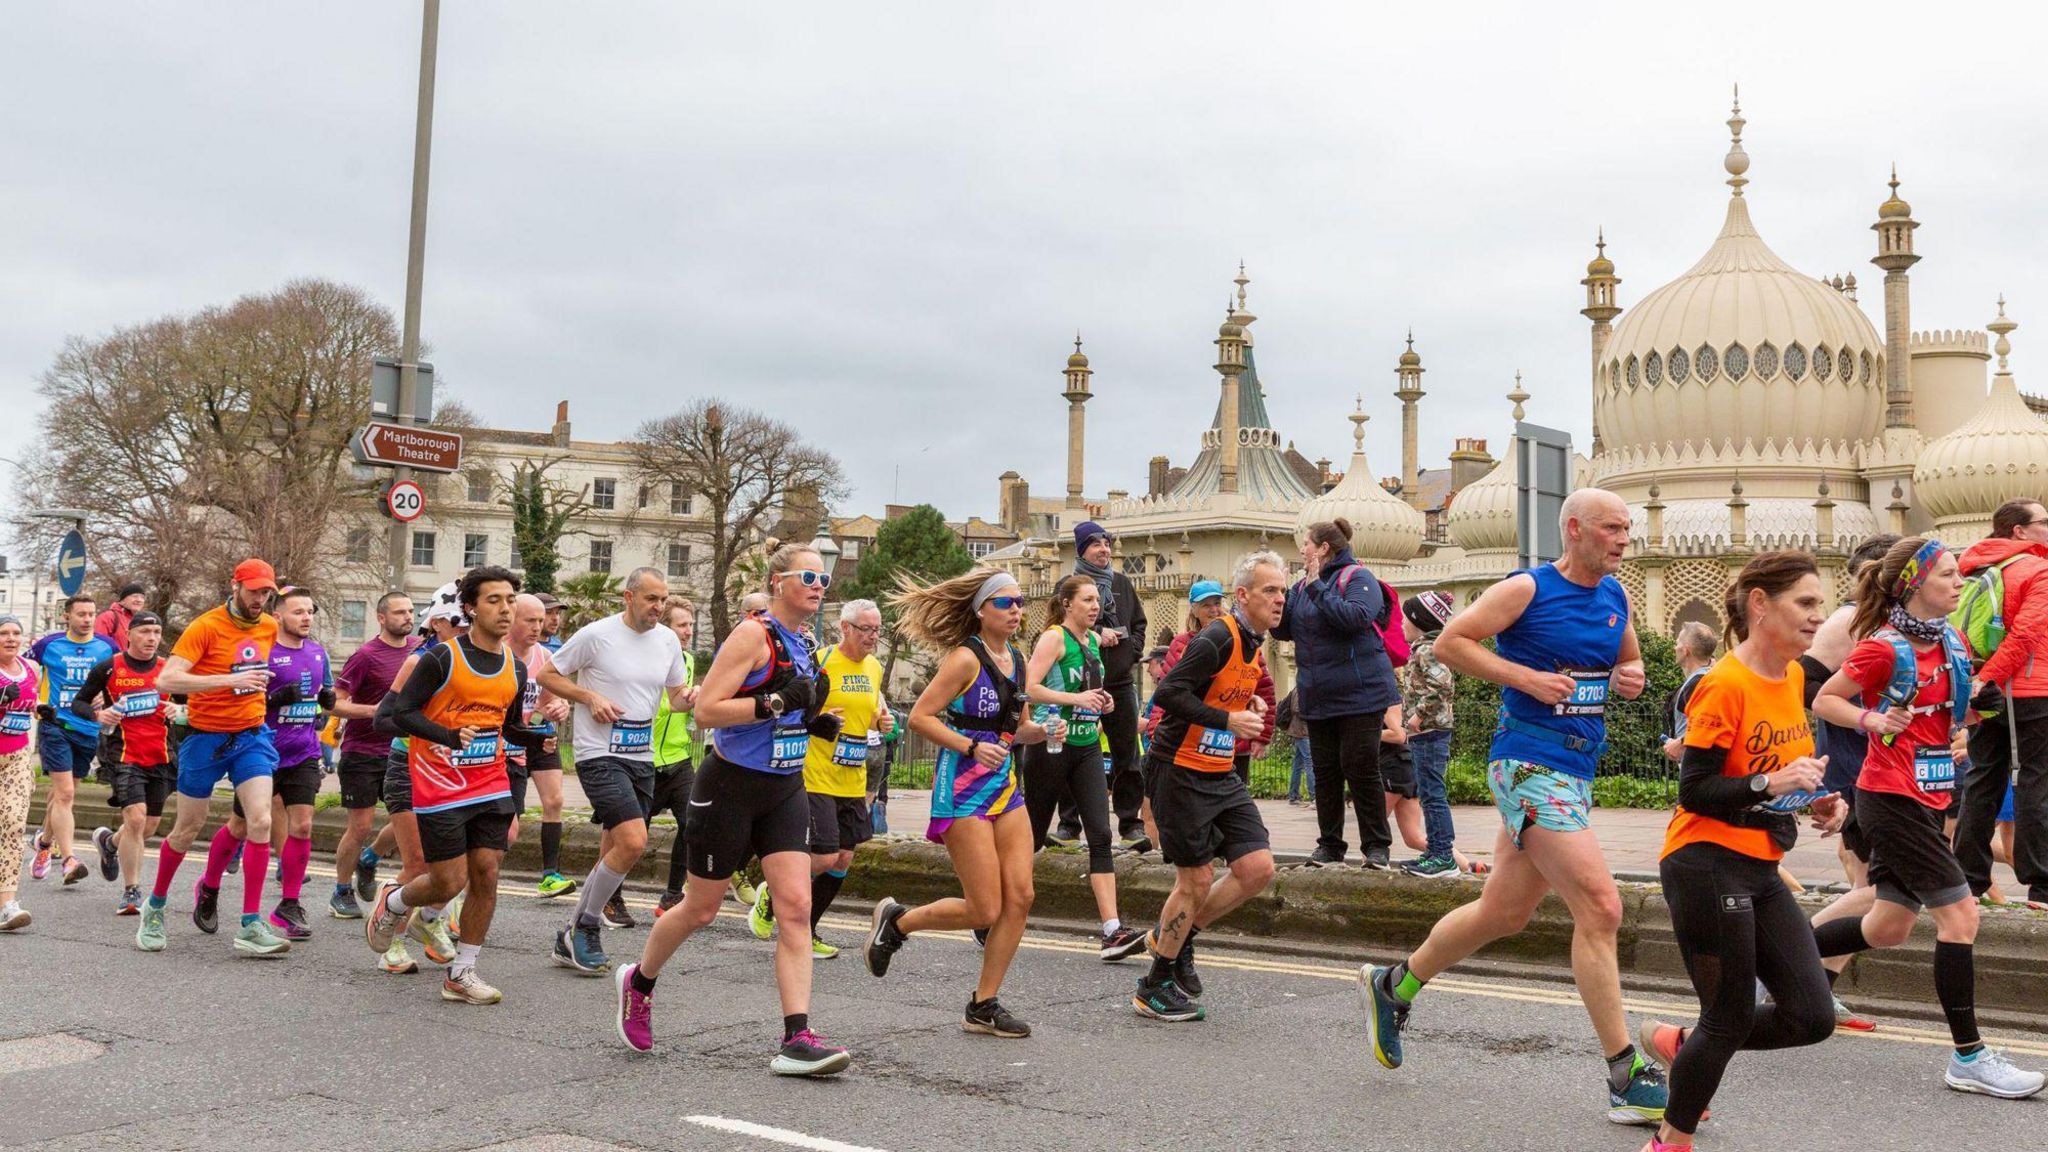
[1275,517,1403,868]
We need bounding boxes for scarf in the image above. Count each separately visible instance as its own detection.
[1887,602,1948,645]
[1076,555,1122,632]
[225,597,264,627]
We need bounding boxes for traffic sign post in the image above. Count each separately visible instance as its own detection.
[383,479,427,523]
[355,422,463,473]
[55,528,87,597]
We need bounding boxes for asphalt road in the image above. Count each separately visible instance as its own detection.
[3,850,2044,1152]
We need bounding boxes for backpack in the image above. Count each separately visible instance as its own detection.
[1870,625,1972,744]
[1951,556,2022,664]
[1333,564,1410,669]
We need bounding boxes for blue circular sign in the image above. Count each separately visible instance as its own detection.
[55,528,87,597]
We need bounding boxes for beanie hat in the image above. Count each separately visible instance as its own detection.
[1074,520,1111,551]
[1402,589,1454,634]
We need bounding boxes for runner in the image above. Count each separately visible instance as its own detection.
[1125,552,1285,1021]
[862,567,1058,1038]
[1804,538,2046,1099]
[134,558,289,958]
[529,591,578,897]
[74,612,172,914]
[724,590,773,907]
[541,567,693,975]
[1022,577,1145,960]
[329,591,419,920]
[0,616,42,931]
[501,593,564,855]
[365,566,539,1004]
[27,594,117,886]
[610,543,851,1076]
[376,590,467,970]
[93,583,147,776]
[1360,489,1668,1126]
[648,596,698,918]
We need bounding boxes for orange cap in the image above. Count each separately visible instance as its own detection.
[232,558,278,591]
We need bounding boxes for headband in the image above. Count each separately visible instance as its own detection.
[0,615,19,631]
[971,571,1021,612]
[1892,538,1946,600]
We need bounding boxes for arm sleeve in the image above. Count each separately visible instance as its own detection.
[1677,745,1755,817]
[68,659,115,720]
[376,646,463,749]
[1151,628,1232,730]
[1796,655,1831,708]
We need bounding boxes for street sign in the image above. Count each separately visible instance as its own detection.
[369,358,435,423]
[355,422,462,473]
[55,528,87,597]
[1513,422,1574,570]
[383,479,426,523]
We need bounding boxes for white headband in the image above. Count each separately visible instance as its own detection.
[971,571,1020,612]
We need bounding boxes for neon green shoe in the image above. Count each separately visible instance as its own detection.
[447,890,467,943]
[136,903,168,952]
[537,871,578,899]
[408,911,457,966]
[811,935,840,959]
[732,875,757,906]
[749,884,775,940]
[234,917,292,958]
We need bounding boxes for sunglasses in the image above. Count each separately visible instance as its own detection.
[779,570,832,590]
[985,596,1025,610]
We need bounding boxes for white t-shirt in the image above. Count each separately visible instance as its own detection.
[549,613,689,764]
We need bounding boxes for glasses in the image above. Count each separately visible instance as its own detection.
[985,596,1025,610]
[843,623,881,636]
[778,570,832,590]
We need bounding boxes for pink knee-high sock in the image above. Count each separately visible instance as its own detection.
[200,826,242,889]
[279,835,312,901]
[241,842,270,918]
[150,844,187,901]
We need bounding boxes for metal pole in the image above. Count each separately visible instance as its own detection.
[385,0,440,592]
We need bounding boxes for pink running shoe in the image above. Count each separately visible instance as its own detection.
[614,963,654,1052]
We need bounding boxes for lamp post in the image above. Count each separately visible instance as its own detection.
[809,515,840,643]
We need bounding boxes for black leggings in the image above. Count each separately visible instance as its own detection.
[1306,710,1390,858]
[1025,740,1114,874]
[1659,841,1835,1135]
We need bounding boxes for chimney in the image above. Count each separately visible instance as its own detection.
[1005,476,1030,535]
[1148,456,1172,497]
[1448,437,1494,491]
[552,401,571,447]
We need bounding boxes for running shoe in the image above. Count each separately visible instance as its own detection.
[1636,1020,1684,1069]
[408,911,457,966]
[614,963,654,1052]
[93,827,118,881]
[1359,965,1408,1069]
[748,884,774,939]
[269,899,312,941]
[731,876,756,906]
[379,939,418,974]
[1364,847,1391,870]
[1945,1048,2047,1099]
[441,969,502,1005]
[1120,832,1153,854]
[552,923,611,974]
[0,901,29,932]
[354,850,381,902]
[863,897,906,977]
[1833,995,1876,1032]
[192,881,221,934]
[234,917,292,958]
[811,935,840,959]
[365,883,408,953]
[329,888,363,920]
[116,886,141,916]
[61,857,88,885]
[1606,1059,1669,1125]
[963,996,1031,1037]
[654,890,681,917]
[1101,925,1147,962]
[535,870,578,899]
[603,890,636,931]
[972,927,988,948]
[1132,975,1203,1022]
[770,1029,851,1077]
[1306,846,1343,867]
[1400,854,1459,879]
[134,903,164,950]
[29,833,50,880]
[447,890,467,942]
[1048,825,1081,847]
[1175,936,1202,997]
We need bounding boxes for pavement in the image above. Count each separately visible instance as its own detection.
[3,841,2045,1152]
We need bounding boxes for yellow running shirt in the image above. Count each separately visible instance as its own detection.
[803,644,886,798]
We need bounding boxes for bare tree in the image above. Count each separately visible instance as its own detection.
[630,400,846,644]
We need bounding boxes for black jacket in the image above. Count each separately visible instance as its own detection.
[1092,569,1147,688]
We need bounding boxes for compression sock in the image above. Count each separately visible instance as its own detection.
[240,842,270,922]
[811,870,846,930]
[450,942,481,978]
[1934,940,1983,1054]
[1607,1045,1644,1093]
[630,967,658,995]
[783,1013,808,1042]
[541,821,564,873]
[1812,916,1871,958]
[575,861,628,929]
[1390,960,1426,1004]
[279,835,312,901]
[148,844,187,904]
[199,825,241,889]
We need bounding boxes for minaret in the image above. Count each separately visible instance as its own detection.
[1394,331,1425,509]
[1062,334,1092,509]
[1872,164,1921,429]
[1581,229,1620,457]
[1215,299,1248,496]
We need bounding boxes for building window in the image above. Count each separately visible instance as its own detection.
[466,470,493,503]
[340,600,368,641]
[593,478,616,510]
[842,539,861,561]
[967,540,994,559]
[666,542,691,579]
[670,482,691,515]
[636,483,651,510]
[410,531,436,568]
[509,536,522,569]
[463,533,488,568]
[346,528,375,564]
[589,540,613,574]
[1121,555,1146,575]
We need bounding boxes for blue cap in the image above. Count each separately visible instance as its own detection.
[1188,579,1225,604]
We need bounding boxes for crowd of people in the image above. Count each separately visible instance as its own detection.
[4,490,2046,1141]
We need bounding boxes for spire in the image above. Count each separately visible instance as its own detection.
[1062,332,1093,509]
[1724,84,1749,197]
[1508,371,1529,423]
[1232,261,1256,329]
[1991,294,2017,373]
[1350,393,1369,454]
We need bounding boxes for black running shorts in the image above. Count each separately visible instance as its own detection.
[338,750,387,810]
[1857,786,1970,912]
[683,749,807,880]
[646,760,695,823]
[807,793,872,856]
[578,754,655,831]
[1148,758,1270,867]
[232,757,321,815]
[382,746,412,815]
[111,762,177,817]
[417,799,514,864]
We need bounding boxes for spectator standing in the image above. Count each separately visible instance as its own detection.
[95,584,146,648]
[1065,521,1149,848]
[1955,499,2048,906]
[1279,687,1312,805]
[1398,591,1460,877]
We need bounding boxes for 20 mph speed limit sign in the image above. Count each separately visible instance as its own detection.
[384,479,426,523]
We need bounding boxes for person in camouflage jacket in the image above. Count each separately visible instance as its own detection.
[1397,592,1460,877]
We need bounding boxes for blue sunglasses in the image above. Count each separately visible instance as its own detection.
[985,595,1025,610]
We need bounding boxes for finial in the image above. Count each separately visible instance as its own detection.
[1647,478,1662,502]
[1990,294,2017,370]
[1350,393,1369,452]
[1596,227,1606,257]
[1074,331,1082,352]
[1724,84,1749,196]
[1730,473,1746,499]
[1889,162,1899,194]
[1234,262,1250,314]
[1816,472,1832,500]
[1405,327,1414,351]
[1508,371,1529,423]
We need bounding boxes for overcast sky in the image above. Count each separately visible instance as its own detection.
[6,2,2043,546]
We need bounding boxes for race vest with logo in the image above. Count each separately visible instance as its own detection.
[1166,615,1266,773]
[0,662,39,754]
[407,642,520,813]
[1491,565,1630,781]
[33,633,118,739]
[804,644,885,797]
[713,614,816,777]
[106,656,170,767]
[1032,625,1104,748]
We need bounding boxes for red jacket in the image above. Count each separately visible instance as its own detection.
[1960,537,2048,697]
[1145,629,1276,746]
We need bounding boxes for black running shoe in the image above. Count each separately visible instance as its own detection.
[603,890,637,930]
[192,881,220,935]
[963,996,1031,1038]
[354,851,379,903]
[269,899,312,941]
[863,897,906,977]
[1100,925,1147,962]
[1175,936,1202,997]
[1132,975,1203,1022]
[93,827,118,882]
[972,927,988,948]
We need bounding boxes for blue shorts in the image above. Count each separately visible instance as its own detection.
[38,720,99,776]
[1487,757,1594,849]
[2000,779,2016,824]
[176,727,279,799]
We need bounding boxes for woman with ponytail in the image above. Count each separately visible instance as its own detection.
[1810,538,2045,1099]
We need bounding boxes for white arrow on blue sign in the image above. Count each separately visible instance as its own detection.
[56,529,87,597]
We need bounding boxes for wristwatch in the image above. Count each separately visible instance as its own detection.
[764,692,787,718]
[1748,773,1771,795]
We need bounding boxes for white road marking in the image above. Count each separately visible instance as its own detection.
[683,1115,890,1152]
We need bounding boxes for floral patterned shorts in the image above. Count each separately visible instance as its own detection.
[1487,757,1593,849]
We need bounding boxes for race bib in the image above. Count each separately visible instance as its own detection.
[1913,748,1957,793]
[1196,726,1236,759]
[523,682,555,734]
[278,700,320,726]
[0,711,31,736]
[831,733,869,767]
[451,729,501,767]
[1757,787,1831,814]
[608,719,652,755]
[56,685,78,710]
[770,722,809,772]
[116,690,162,718]
[231,659,266,696]
[1553,667,1610,717]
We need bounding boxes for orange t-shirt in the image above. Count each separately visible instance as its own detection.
[171,606,278,733]
[1661,655,1811,863]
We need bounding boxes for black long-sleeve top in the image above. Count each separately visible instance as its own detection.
[1147,613,1266,762]
[374,637,544,754]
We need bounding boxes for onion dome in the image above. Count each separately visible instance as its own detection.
[1915,298,2048,532]
[1067,333,1089,369]
[1586,229,1616,277]
[1296,395,1424,561]
[1878,165,1913,220]
[1447,374,1532,552]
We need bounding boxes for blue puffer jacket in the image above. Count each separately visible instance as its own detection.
[1273,549,1402,721]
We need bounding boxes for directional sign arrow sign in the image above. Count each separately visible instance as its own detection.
[56,528,87,597]
[355,422,462,474]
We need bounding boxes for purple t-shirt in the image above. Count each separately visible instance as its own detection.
[335,635,420,758]
[266,637,334,767]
